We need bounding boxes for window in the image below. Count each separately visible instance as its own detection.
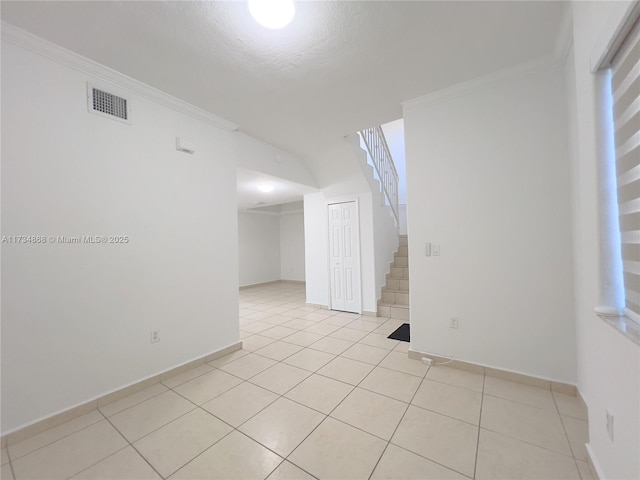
[610,18,640,325]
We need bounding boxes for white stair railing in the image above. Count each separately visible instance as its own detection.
[359,126,399,222]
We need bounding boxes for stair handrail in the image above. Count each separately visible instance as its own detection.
[359,126,399,222]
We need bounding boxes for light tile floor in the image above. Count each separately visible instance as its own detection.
[2,282,592,480]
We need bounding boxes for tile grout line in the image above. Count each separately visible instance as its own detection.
[245,285,408,478]
[476,424,585,461]
[366,360,476,480]
[365,362,429,480]
[253,335,400,475]
[135,351,292,478]
[11,285,408,480]
[107,380,261,479]
[97,409,167,480]
[242,284,490,478]
[67,445,132,479]
[472,367,487,479]
[553,388,585,477]
[9,457,16,480]
[162,310,382,475]
[386,364,478,479]
[5,412,106,464]
[164,368,293,478]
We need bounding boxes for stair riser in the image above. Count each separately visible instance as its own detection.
[389,267,409,279]
[390,306,410,320]
[386,278,400,290]
[382,281,409,293]
[393,256,408,267]
[379,235,410,318]
[382,291,409,305]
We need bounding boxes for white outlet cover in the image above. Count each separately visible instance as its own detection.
[606,410,614,441]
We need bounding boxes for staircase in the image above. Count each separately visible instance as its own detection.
[377,235,410,320]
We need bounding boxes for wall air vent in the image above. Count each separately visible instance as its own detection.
[87,83,131,124]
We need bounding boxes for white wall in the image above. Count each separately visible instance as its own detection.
[238,202,305,286]
[380,118,407,205]
[372,201,399,304]
[236,132,317,188]
[280,210,305,282]
[304,192,329,306]
[1,39,239,433]
[238,212,281,287]
[303,189,382,314]
[569,2,640,478]
[398,204,408,235]
[404,62,577,382]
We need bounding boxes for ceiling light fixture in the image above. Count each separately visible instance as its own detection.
[257,184,275,193]
[248,0,295,29]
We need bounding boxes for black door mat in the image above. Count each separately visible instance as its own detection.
[388,323,410,342]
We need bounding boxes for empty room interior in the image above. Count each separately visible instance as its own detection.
[1,1,639,480]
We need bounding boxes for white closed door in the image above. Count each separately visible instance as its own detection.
[328,201,361,313]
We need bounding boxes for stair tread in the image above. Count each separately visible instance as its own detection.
[377,302,409,309]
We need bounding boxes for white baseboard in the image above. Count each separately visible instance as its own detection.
[408,348,577,394]
[1,341,242,445]
[585,444,603,480]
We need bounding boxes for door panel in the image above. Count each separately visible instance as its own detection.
[328,201,361,313]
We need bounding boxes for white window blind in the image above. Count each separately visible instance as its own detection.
[611,18,640,322]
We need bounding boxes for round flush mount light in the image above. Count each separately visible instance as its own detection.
[248,0,295,29]
[257,184,275,193]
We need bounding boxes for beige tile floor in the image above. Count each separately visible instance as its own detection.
[2,282,592,480]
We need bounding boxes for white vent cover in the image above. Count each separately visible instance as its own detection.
[87,83,131,123]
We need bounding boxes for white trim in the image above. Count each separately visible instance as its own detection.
[590,1,640,72]
[326,198,363,314]
[594,308,640,345]
[280,209,304,216]
[585,444,604,480]
[402,56,561,112]
[408,348,577,385]
[238,208,304,217]
[0,341,242,439]
[1,21,238,132]
[239,209,281,217]
[624,307,640,325]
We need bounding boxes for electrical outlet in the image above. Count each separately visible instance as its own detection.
[150,330,160,343]
[606,410,614,442]
[450,317,459,329]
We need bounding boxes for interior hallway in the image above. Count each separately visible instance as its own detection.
[3,282,590,479]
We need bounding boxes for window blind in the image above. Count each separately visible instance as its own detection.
[611,19,640,321]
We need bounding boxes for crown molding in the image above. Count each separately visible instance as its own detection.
[1,21,238,132]
[402,55,562,112]
[238,208,304,217]
[279,209,304,216]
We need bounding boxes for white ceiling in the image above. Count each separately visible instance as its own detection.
[2,1,567,171]
[237,167,317,211]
